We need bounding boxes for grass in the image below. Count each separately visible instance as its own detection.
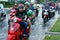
[44,35,60,40]
[50,17,60,32]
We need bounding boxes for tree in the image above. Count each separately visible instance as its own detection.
[38,0,44,3]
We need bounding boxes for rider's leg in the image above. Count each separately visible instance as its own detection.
[19,22,28,34]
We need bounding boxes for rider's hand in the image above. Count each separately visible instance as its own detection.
[24,18,26,21]
[24,15,27,21]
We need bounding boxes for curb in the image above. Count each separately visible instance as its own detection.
[4,8,10,9]
[46,32,60,35]
[48,16,60,32]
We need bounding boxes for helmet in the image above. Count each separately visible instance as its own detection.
[25,2,30,5]
[18,4,24,9]
[37,4,40,7]
[33,4,37,9]
[27,10,33,16]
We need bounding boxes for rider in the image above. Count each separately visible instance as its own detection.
[42,3,50,18]
[14,3,18,10]
[25,2,35,24]
[15,4,28,36]
[0,6,6,17]
[30,3,34,11]
[25,2,35,19]
[48,0,55,7]
[10,3,18,12]
[33,4,39,17]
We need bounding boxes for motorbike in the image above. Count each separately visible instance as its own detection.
[34,9,39,17]
[7,15,30,40]
[29,9,37,25]
[0,9,6,21]
[43,9,49,24]
[49,6,55,18]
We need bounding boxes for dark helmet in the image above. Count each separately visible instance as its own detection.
[18,4,24,9]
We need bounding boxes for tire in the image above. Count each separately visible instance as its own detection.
[43,17,48,24]
[53,12,55,17]
[44,18,46,24]
[48,12,51,19]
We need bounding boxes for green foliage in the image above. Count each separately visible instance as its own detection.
[38,0,44,3]
[50,17,60,32]
[0,1,14,8]
[0,1,25,8]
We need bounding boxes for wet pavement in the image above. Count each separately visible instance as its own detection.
[0,10,9,40]
[29,9,59,40]
[0,6,60,40]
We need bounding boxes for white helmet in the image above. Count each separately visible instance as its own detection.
[37,4,40,7]
[33,4,37,9]
[25,2,30,5]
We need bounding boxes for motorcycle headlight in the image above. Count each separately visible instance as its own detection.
[44,12,48,15]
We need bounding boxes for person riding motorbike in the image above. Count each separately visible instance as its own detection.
[25,2,35,24]
[9,3,19,19]
[0,7,5,17]
[33,4,39,17]
[30,3,34,11]
[10,3,18,12]
[15,5,29,36]
[42,3,50,18]
[24,2,30,11]
[14,3,18,10]
[0,6,6,20]
[48,0,56,8]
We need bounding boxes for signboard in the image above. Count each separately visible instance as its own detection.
[0,0,8,2]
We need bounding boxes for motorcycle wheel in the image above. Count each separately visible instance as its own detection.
[43,18,48,24]
[53,12,55,17]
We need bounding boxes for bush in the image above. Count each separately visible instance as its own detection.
[0,1,14,8]
[0,1,25,8]
[38,0,44,3]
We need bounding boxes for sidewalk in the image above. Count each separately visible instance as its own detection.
[4,8,10,10]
